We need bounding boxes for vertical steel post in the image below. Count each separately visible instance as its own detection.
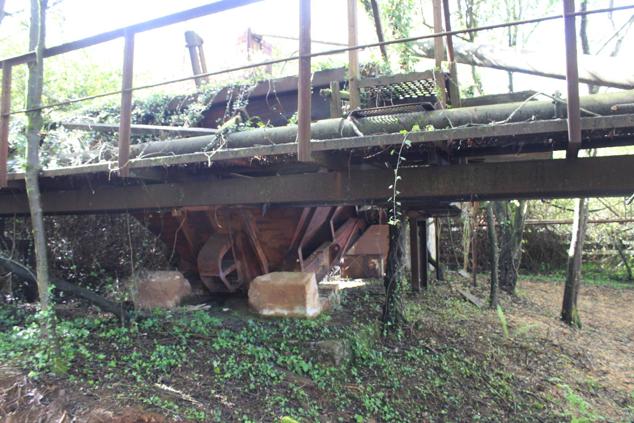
[0,64,11,188]
[432,0,448,107]
[347,0,361,109]
[563,0,581,158]
[419,220,429,289]
[409,218,421,292]
[119,31,135,177]
[297,0,312,162]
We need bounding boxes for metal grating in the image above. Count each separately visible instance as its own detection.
[363,77,438,107]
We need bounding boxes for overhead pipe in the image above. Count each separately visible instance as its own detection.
[130,89,634,158]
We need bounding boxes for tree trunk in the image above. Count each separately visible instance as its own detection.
[561,197,589,328]
[25,0,53,335]
[486,203,499,308]
[495,200,527,294]
[382,220,405,331]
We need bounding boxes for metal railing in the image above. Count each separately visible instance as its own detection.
[0,0,632,185]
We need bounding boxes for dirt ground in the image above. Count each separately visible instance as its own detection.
[1,276,633,422]
[508,279,634,417]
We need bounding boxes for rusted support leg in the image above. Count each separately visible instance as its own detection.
[118,31,135,178]
[0,64,11,188]
[297,0,312,162]
[563,0,581,159]
[419,220,429,289]
[409,217,420,292]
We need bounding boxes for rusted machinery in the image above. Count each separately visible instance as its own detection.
[140,206,367,293]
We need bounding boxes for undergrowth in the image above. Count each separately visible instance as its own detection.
[0,280,627,422]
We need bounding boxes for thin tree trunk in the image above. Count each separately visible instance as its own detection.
[611,233,633,281]
[486,203,499,308]
[561,197,589,328]
[25,0,54,338]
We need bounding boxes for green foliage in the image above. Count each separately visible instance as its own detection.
[558,384,604,423]
[496,305,510,338]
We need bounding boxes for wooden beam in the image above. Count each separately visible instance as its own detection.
[347,0,361,109]
[563,0,582,159]
[118,31,135,177]
[0,64,10,188]
[2,156,634,215]
[297,0,312,162]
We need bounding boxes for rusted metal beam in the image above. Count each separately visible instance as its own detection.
[0,64,11,188]
[563,0,582,159]
[347,0,361,109]
[297,0,312,162]
[118,31,135,177]
[2,156,634,215]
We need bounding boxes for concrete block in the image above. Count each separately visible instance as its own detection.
[248,272,321,318]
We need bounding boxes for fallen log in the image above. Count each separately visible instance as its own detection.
[413,38,634,90]
[0,255,131,321]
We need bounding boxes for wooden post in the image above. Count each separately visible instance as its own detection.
[329,81,342,118]
[347,0,361,110]
[432,0,448,107]
[409,217,420,292]
[0,64,11,188]
[563,0,581,159]
[297,0,312,162]
[118,31,135,177]
[419,220,429,289]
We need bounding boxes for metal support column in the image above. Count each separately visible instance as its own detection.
[0,64,11,188]
[563,0,581,158]
[297,0,312,162]
[419,220,429,289]
[118,31,135,177]
[347,0,361,109]
[409,218,421,292]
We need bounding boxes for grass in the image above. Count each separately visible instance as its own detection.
[0,279,630,421]
[520,268,634,290]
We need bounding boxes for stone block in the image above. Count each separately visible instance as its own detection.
[132,270,191,310]
[248,272,321,318]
